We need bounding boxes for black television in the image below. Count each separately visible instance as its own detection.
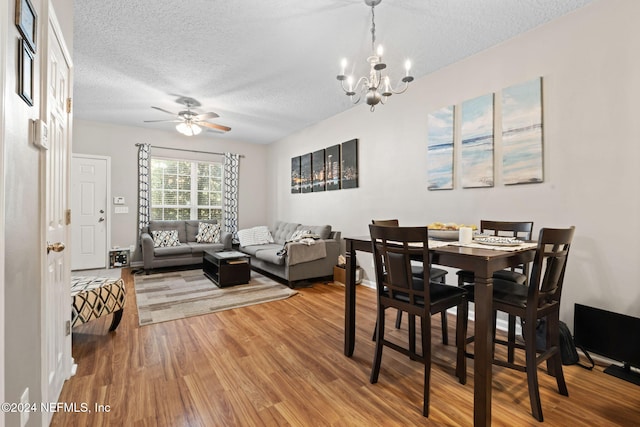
[574,303,640,385]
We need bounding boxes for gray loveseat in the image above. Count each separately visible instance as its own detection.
[238,221,341,287]
[140,219,232,274]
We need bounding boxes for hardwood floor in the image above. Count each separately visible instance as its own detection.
[52,268,640,426]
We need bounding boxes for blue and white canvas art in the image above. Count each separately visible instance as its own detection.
[427,106,454,190]
[502,78,543,185]
[461,94,494,188]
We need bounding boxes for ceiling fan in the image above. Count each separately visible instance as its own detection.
[144,99,231,136]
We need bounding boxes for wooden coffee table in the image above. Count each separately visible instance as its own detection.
[203,250,251,287]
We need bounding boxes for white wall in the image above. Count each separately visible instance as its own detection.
[73,119,269,261]
[267,0,640,323]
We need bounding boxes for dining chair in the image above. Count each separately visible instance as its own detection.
[462,226,575,422]
[372,219,450,344]
[457,220,534,361]
[369,224,468,417]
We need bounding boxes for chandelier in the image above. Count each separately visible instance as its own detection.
[176,121,202,136]
[336,0,413,111]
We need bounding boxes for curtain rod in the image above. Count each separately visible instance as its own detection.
[135,143,244,158]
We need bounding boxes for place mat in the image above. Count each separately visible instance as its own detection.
[449,241,538,251]
[407,240,454,249]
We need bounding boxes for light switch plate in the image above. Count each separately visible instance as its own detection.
[30,119,48,149]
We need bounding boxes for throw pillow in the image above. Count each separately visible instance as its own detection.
[152,230,181,247]
[195,222,221,243]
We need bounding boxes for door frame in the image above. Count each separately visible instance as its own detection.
[0,0,8,423]
[71,153,112,269]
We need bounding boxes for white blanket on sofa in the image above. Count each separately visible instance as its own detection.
[285,240,327,266]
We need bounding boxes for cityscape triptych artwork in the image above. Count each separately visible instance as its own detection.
[291,139,358,194]
[427,77,544,190]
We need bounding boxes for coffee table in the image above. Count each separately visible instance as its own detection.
[203,250,251,287]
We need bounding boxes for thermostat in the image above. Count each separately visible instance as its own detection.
[113,196,125,205]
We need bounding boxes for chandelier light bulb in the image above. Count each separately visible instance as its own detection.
[405,59,412,73]
[376,45,384,57]
[341,58,348,74]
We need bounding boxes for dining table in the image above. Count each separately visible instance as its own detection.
[343,235,537,427]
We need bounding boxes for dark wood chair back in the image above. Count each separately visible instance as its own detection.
[371,219,400,227]
[527,227,575,310]
[369,225,431,310]
[480,220,534,239]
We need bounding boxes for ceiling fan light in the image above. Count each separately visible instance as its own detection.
[176,122,202,136]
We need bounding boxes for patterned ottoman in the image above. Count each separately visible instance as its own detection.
[71,276,126,332]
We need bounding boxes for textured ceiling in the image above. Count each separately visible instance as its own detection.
[73,0,594,144]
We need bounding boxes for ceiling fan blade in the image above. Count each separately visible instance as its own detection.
[198,121,231,132]
[143,119,181,123]
[151,106,178,115]
[195,112,219,120]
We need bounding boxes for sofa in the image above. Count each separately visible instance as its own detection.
[237,221,341,287]
[140,219,232,274]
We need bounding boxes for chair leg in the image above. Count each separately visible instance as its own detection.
[370,305,386,384]
[395,310,403,329]
[547,313,569,396]
[108,309,124,332]
[455,301,468,384]
[441,311,449,345]
[524,318,544,422]
[507,314,516,363]
[421,314,431,417]
[409,314,417,358]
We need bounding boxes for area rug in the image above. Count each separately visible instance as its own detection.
[134,269,297,325]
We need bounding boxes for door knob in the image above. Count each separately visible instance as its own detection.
[99,217,105,222]
[47,242,66,254]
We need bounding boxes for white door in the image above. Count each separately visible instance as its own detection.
[71,155,108,270]
[42,9,73,421]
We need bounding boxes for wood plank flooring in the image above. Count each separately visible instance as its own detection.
[52,268,640,426]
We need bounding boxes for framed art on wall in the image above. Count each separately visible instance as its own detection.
[18,38,34,106]
[312,149,326,192]
[427,105,455,190]
[300,153,312,193]
[502,77,544,185]
[291,156,301,193]
[461,94,494,188]
[16,0,37,52]
[341,139,358,189]
[325,144,340,191]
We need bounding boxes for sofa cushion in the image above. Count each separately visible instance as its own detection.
[254,248,286,266]
[186,219,219,242]
[152,230,181,247]
[272,221,301,245]
[237,226,274,247]
[195,222,221,243]
[149,220,187,242]
[187,242,225,255]
[153,245,191,256]
[240,243,282,257]
[299,224,332,240]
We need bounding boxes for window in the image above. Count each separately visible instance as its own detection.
[150,157,223,221]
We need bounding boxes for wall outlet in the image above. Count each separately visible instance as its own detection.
[20,387,29,427]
